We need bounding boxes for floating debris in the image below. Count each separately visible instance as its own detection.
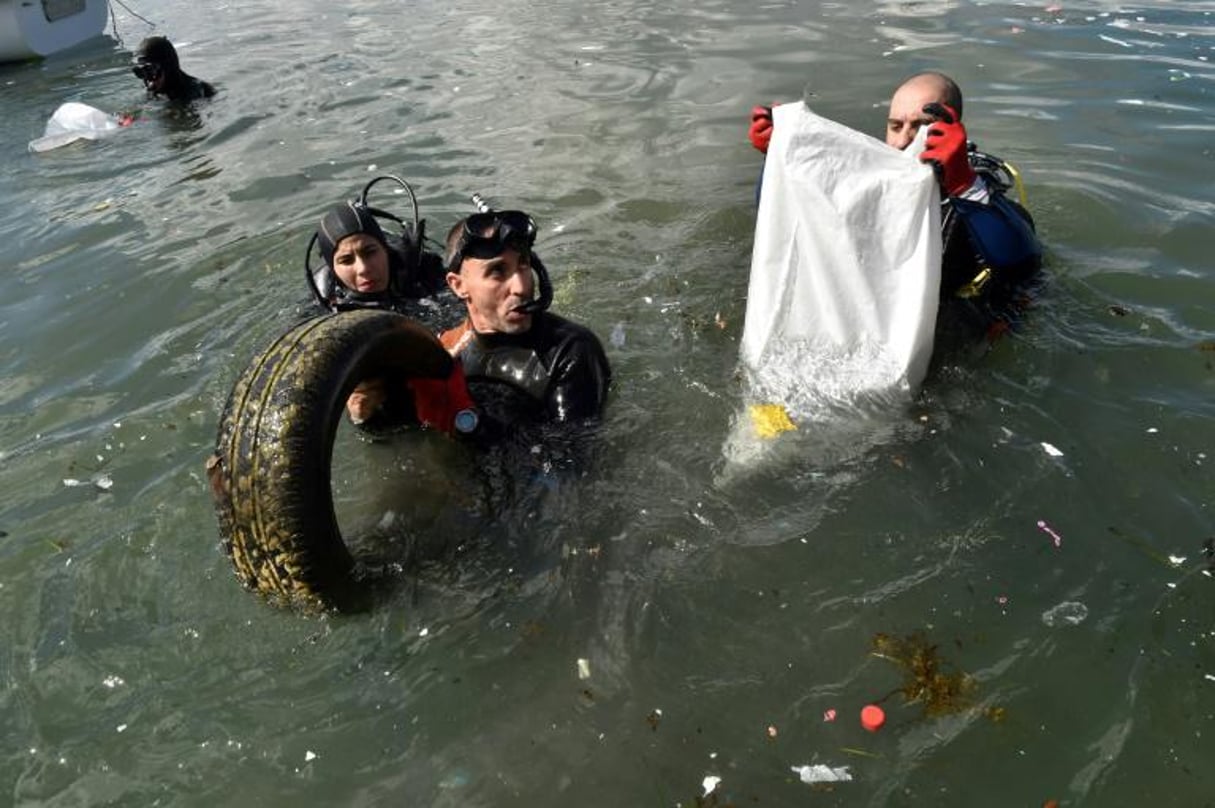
[839,747,881,759]
[861,704,886,732]
[702,776,721,797]
[871,632,977,717]
[750,403,796,439]
[1041,601,1088,627]
[1040,442,1064,458]
[791,764,852,784]
[63,476,113,491]
[1037,519,1064,548]
[610,322,626,348]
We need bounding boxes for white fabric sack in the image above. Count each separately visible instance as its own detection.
[29,102,123,153]
[740,102,942,417]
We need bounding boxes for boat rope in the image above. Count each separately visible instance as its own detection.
[106,0,157,47]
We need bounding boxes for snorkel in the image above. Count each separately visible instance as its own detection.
[451,193,553,316]
[304,175,426,311]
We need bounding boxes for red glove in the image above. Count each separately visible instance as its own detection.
[919,103,977,197]
[748,104,775,154]
[406,361,476,435]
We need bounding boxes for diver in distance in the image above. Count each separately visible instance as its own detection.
[132,36,216,103]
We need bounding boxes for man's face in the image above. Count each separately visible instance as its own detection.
[886,77,949,150]
[447,247,535,335]
[332,233,389,294]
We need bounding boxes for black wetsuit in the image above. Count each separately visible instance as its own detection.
[158,72,216,103]
[441,312,612,434]
[135,37,216,104]
[386,244,449,303]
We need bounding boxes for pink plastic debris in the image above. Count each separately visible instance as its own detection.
[1037,519,1063,548]
[823,708,837,722]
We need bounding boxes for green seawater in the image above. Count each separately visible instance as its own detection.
[1,1,1212,805]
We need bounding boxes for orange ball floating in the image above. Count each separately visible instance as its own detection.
[860,704,886,732]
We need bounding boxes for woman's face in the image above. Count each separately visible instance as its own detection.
[332,233,389,294]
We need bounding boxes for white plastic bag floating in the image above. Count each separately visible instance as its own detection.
[29,102,124,153]
[739,102,942,425]
[791,763,853,784]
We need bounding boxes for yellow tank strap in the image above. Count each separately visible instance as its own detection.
[1002,160,1028,208]
[956,266,992,299]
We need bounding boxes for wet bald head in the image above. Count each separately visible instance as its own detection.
[885,71,964,149]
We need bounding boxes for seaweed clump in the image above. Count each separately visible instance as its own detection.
[870,632,977,717]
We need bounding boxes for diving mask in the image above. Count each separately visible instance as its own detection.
[446,210,537,273]
[132,61,163,86]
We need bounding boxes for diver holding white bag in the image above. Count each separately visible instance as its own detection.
[738,70,1044,410]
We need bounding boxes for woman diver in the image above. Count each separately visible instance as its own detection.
[305,175,452,319]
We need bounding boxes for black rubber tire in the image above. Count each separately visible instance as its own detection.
[206,309,453,610]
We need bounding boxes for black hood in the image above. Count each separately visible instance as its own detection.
[136,36,181,73]
[316,201,389,268]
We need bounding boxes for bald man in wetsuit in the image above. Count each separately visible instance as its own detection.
[342,208,610,445]
[748,71,1042,338]
[439,210,611,436]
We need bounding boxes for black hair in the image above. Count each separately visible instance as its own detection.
[444,218,466,272]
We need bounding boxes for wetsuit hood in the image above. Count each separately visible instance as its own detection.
[137,36,181,73]
[317,201,389,268]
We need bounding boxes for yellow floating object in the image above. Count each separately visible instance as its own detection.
[749,403,797,438]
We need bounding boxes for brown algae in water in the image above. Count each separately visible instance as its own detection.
[870,632,981,718]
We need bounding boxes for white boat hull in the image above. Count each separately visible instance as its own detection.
[0,0,107,62]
